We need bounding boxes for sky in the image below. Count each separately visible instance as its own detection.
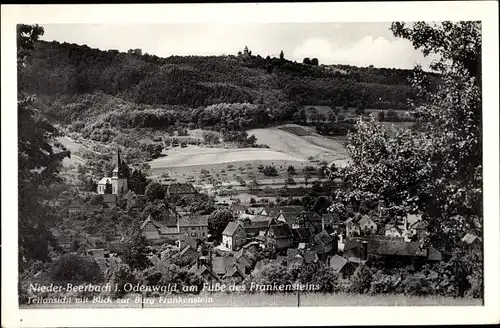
[40,22,438,70]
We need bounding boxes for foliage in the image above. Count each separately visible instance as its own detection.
[329,21,482,253]
[262,165,278,177]
[208,209,234,241]
[18,24,70,265]
[122,233,151,271]
[349,265,373,294]
[128,169,150,194]
[50,253,103,284]
[145,181,165,201]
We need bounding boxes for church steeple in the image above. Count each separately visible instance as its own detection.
[112,148,126,179]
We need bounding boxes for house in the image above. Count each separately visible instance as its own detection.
[322,213,342,233]
[343,238,430,265]
[102,194,117,208]
[212,256,238,277]
[385,224,405,239]
[178,245,201,264]
[238,215,271,237]
[408,216,427,241]
[291,228,312,244]
[49,227,73,250]
[234,250,253,271]
[275,206,305,227]
[223,265,247,280]
[462,233,482,254]
[166,183,198,198]
[189,257,221,283]
[328,254,357,278]
[97,177,112,195]
[303,250,319,264]
[140,214,179,243]
[222,222,247,251]
[67,197,103,214]
[358,215,378,235]
[313,229,335,255]
[124,191,147,210]
[297,212,323,233]
[345,218,361,238]
[230,202,248,214]
[265,223,294,251]
[178,215,209,240]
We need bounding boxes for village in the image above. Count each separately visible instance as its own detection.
[48,148,482,290]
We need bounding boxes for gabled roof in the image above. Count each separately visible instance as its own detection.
[329,255,348,273]
[179,245,200,258]
[385,224,403,235]
[223,265,246,279]
[97,177,112,185]
[462,233,482,244]
[222,222,244,236]
[178,215,209,227]
[286,248,300,258]
[291,228,312,241]
[303,250,318,264]
[322,213,339,225]
[235,253,253,268]
[212,256,236,276]
[268,224,293,239]
[406,214,422,226]
[123,190,136,200]
[358,215,376,227]
[314,229,333,246]
[167,183,197,195]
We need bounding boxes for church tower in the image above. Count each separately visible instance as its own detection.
[111,148,128,197]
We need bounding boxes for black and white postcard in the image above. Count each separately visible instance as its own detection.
[1,2,499,327]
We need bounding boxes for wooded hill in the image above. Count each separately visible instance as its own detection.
[20,40,438,130]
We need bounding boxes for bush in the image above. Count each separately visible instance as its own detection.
[349,265,372,294]
[262,165,278,177]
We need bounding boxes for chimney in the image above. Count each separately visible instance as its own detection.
[361,241,368,261]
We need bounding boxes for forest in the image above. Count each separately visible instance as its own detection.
[19,40,439,129]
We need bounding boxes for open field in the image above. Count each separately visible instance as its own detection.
[57,136,85,167]
[248,125,349,165]
[21,292,482,309]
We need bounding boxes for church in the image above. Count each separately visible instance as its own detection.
[97,148,128,197]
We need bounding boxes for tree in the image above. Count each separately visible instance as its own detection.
[304,174,311,188]
[303,57,311,65]
[262,165,278,177]
[279,50,285,60]
[129,169,149,194]
[311,58,319,66]
[329,21,482,256]
[18,24,70,264]
[104,180,112,194]
[50,253,103,284]
[287,165,296,176]
[377,111,385,122]
[123,233,151,271]
[208,209,234,241]
[385,109,399,122]
[145,181,165,201]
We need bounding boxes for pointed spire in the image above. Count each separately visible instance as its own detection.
[112,147,125,178]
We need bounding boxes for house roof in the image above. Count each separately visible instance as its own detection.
[268,224,293,239]
[97,177,112,185]
[462,233,481,244]
[322,213,339,225]
[314,229,333,246]
[223,266,246,279]
[292,228,312,241]
[385,224,403,234]
[222,222,244,236]
[329,255,348,273]
[303,250,318,264]
[406,214,422,226]
[102,194,117,203]
[358,215,376,227]
[178,215,209,227]
[167,183,197,195]
[297,242,306,250]
[345,238,426,257]
[212,256,236,275]
[179,245,200,258]
[286,248,300,258]
[236,253,253,268]
[427,247,443,261]
[123,190,136,200]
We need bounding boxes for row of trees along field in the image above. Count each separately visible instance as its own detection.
[328,21,482,297]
